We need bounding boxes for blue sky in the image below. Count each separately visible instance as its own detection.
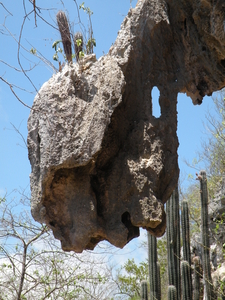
[0,0,218,263]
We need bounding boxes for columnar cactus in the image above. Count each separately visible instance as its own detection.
[166,187,180,298]
[148,232,160,299]
[168,285,177,300]
[181,199,192,297]
[181,260,192,300]
[193,256,202,300]
[157,262,161,300]
[141,280,149,300]
[174,187,181,300]
[56,11,72,62]
[199,170,215,299]
[166,195,176,287]
[181,200,191,265]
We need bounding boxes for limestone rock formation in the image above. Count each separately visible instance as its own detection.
[28,0,225,252]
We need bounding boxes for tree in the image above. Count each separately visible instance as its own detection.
[113,258,149,300]
[0,191,115,300]
[197,90,225,194]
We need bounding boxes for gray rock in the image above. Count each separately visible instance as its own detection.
[28,0,225,252]
[212,262,225,296]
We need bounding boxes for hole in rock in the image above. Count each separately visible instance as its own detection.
[121,211,139,242]
[151,86,161,118]
[202,46,206,51]
[221,59,225,68]
[49,221,55,227]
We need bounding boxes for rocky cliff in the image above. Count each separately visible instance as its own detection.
[28,0,225,252]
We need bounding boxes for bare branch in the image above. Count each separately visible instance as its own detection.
[0,2,13,16]
[0,76,33,109]
[17,10,39,94]
[0,59,37,73]
[10,122,28,148]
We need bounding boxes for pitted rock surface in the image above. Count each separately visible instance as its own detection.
[28,0,225,252]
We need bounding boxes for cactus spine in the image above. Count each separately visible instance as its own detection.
[56,11,72,62]
[166,187,180,299]
[199,170,215,299]
[148,232,160,299]
[141,280,149,300]
[181,260,192,300]
[168,285,177,300]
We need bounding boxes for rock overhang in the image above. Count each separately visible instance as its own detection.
[28,0,225,252]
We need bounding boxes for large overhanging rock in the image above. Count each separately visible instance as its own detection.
[28,0,225,252]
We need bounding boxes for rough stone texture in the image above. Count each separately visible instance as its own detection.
[28,0,225,252]
[212,262,225,297]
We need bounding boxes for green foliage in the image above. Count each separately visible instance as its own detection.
[116,258,148,299]
[79,2,93,16]
[0,197,6,205]
[157,238,167,276]
[52,40,63,61]
[86,37,96,54]
[194,92,225,194]
[76,38,83,48]
[30,47,36,55]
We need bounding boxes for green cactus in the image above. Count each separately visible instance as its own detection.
[166,187,180,298]
[174,187,181,300]
[56,11,72,62]
[148,232,160,300]
[141,280,148,300]
[168,285,177,300]
[199,170,215,299]
[181,200,192,297]
[193,256,202,300]
[157,262,161,300]
[181,260,192,300]
[181,200,191,265]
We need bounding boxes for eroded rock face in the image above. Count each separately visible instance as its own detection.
[28,0,225,252]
